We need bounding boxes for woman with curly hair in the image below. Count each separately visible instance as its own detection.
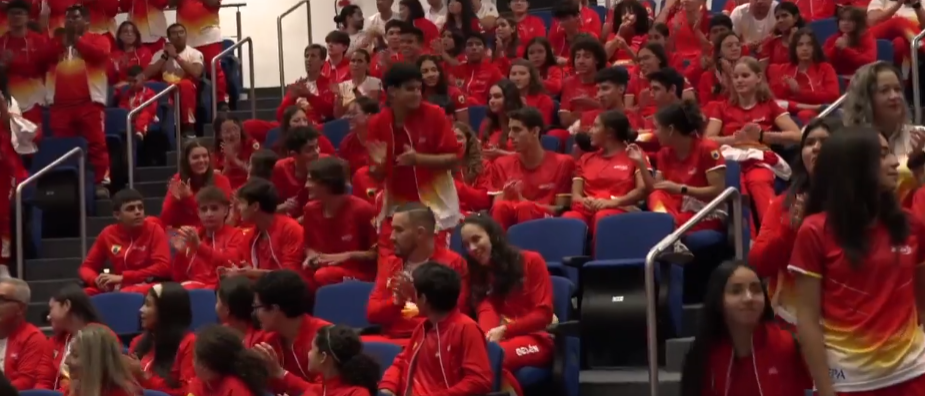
[453,122,491,214]
[188,325,268,396]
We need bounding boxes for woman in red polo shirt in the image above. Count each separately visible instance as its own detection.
[481,79,523,159]
[339,97,380,177]
[38,284,111,391]
[704,57,801,225]
[792,129,925,396]
[605,0,650,65]
[509,59,555,124]
[212,116,260,190]
[418,55,470,124]
[748,117,837,330]
[758,2,805,66]
[129,283,196,396]
[62,324,140,396]
[625,42,696,118]
[823,6,876,77]
[161,140,233,229]
[564,110,650,235]
[647,101,726,232]
[679,261,810,396]
[454,122,492,214]
[767,28,840,124]
[524,37,565,96]
[493,16,523,75]
[187,325,267,396]
[400,0,440,48]
[698,32,742,106]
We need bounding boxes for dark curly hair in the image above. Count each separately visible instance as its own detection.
[315,325,381,395]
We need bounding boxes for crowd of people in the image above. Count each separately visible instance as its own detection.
[0,0,922,395]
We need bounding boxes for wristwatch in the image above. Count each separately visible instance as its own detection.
[680,185,689,195]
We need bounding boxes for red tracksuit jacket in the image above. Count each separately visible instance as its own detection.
[273,374,371,396]
[118,86,157,135]
[702,322,810,396]
[367,248,470,339]
[823,32,876,77]
[275,75,334,125]
[260,315,331,383]
[37,323,117,390]
[240,214,305,275]
[767,62,840,109]
[1,30,51,113]
[380,310,493,396]
[4,321,51,390]
[187,374,259,396]
[475,250,554,337]
[129,332,196,396]
[47,32,112,106]
[171,225,246,288]
[78,217,171,287]
[159,173,233,229]
[451,61,504,106]
[212,139,260,190]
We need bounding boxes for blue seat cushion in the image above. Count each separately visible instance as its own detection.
[683,230,725,252]
[516,367,551,387]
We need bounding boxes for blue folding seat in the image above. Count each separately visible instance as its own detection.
[364,341,402,379]
[507,218,587,284]
[188,289,218,331]
[323,118,351,149]
[91,292,144,337]
[313,281,374,329]
[809,18,838,43]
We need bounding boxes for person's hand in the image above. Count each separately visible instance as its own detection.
[287,77,310,97]
[556,56,569,66]
[302,251,321,269]
[179,226,199,246]
[482,147,506,160]
[432,37,445,54]
[602,21,613,37]
[835,35,848,49]
[169,233,187,252]
[700,55,714,71]
[502,180,524,201]
[278,197,298,213]
[122,354,147,379]
[221,141,238,158]
[388,272,414,305]
[609,35,628,50]
[627,144,646,165]
[168,178,191,200]
[253,343,285,378]
[790,193,806,227]
[585,198,602,211]
[912,128,925,153]
[785,77,800,93]
[486,325,507,342]
[719,58,733,75]
[653,180,682,194]
[98,274,124,288]
[396,144,418,166]
[742,122,761,141]
[378,49,393,68]
[164,44,177,59]
[367,141,387,166]
[319,252,352,266]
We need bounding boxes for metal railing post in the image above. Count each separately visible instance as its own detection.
[643,187,744,396]
[126,84,180,189]
[211,37,255,119]
[800,93,847,135]
[15,148,86,280]
[912,30,925,124]
[278,0,311,97]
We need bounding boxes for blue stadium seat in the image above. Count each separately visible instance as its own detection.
[682,160,738,251]
[530,10,553,32]
[105,108,128,137]
[876,39,894,63]
[591,212,675,262]
[468,105,487,132]
[488,341,504,391]
[27,137,95,214]
[507,218,587,284]
[323,118,351,149]
[21,391,63,396]
[364,341,402,379]
[143,390,170,396]
[313,281,374,328]
[264,127,281,148]
[91,292,144,336]
[449,224,465,256]
[710,0,729,12]
[514,276,575,388]
[540,135,560,152]
[188,289,218,331]
[809,18,837,44]
[592,5,607,23]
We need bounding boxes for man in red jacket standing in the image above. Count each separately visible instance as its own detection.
[1,0,49,129]
[47,5,112,198]
[0,277,52,390]
[379,262,493,396]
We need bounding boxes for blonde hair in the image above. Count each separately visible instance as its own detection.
[453,122,484,183]
[71,324,140,396]
[843,61,907,130]
[728,57,773,106]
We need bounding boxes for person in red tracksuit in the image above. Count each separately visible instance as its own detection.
[510,60,555,125]
[366,203,470,345]
[212,115,260,190]
[378,262,494,396]
[175,0,227,107]
[524,38,564,96]
[0,277,51,390]
[121,0,170,53]
[275,44,334,126]
[510,0,546,45]
[2,0,49,130]
[118,65,157,138]
[767,28,840,124]
[0,0,38,37]
[302,157,377,288]
[170,186,245,289]
[451,33,503,106]
[0,83,28,275]
[78,189,172,296]
[260,324,382,396]
[46,0,118,39]
[823,6,876,77]
[216,276,265,347]
[453,122,492,214]
[110,21,153,93]
[678,261,810,396]
[460,216,556,371]
[250,270,332,384]
[160,140,233,229]
[38,284,114,391]
[558,38,607,133]
[60,324,141,396]
[272,126,328,219]
[145,23,203,137]
[129,283,196,396]
[339,97,379,176]
[231,178,306,280]
[187,325,268,396]
[47,4,112,197]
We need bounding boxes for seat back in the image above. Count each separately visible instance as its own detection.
[188,289,219,331]
[323,118,351,149]
[143,390,171,396]
[508,218,587,263]
[313,282,374,328]
[91,292,144,336]
[264,127,281,148]
[877,39,894,63]
[540,135,560,152]
[21,391,63,396]
[105,108,129,137]
[468,105,487,132]
[593,212,675,260]
[809,18,837,43]
[363,341,403,379]
[448,224,465,255]
[551,276,574,322]
[488,341,504,391]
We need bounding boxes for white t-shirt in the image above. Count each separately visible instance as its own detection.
[150,46,205,79]
[427,5,448,29]
[367,12,399,36]
[338,76,382,106]
[730,2,779,44]
[868,0,921,24]
[474,3,499,19]
[349,31,372,53]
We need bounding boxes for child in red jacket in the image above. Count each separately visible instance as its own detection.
[170,186,245,289]
[78,189,171,296]
[0,277,51,390]
[767,29,840,123]
[118,65,157,139]
[187,325,268,396]
[129,283,196,396]
[379,262,494,396]
[823,6,876,77]
[230,178,306,281]
[160,140,233,229]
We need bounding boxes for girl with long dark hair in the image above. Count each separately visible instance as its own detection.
[822,6,875,77]
[748,117,838,329]
[460,215,555,372]
[38,284,109,390]
[129,283,196,396]
[766,28,839,124]
[215,276,264,347]
[274,105,336,156]
[188,325,268,396]
[417,54,470,124]
[492,16,522,75]
[212,115,259,190]
[523,37,564,95]
[697,31,742,105]
[160,139,233,229]
[444,0,481,37]
[792,129,925,396]
[757,2,805,66]
[481,79,522,158]
[679,261,809,396]
[508,59,553,124]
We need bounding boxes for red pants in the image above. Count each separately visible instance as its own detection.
[314,265,376,287]
[562,200,626,235]
[741,164,775,224]
[22,106,43,145]
[647,190,724,232]
[84,283,155,296]
[196,42,229,104]
[828,374,925,396]
[501,333,554,371]
[176,79,198,125]
[376,216,451,261]
[869,17,919,67]
[491,200,554,231]
[49,103,109,183]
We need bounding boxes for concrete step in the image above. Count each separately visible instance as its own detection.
[88,216,114,235]
[681,304,703,338]
[237,96,284,110]
[665,337,693,373]
[135,180,168,199]
[24,257,82,281]
[580,369,680,396]
[29,278,79,303]
[228,108,276,122]
[41,237,96,259]
[136,166,178,183]
[26,302,49,326]
[96,197,164,216]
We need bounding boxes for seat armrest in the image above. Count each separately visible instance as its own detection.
[550,322,580,396]
[144,276,172,284]
[359,325,383,335]
[562,256,591,268]
[483,392,510,396]
[547,320,580,337]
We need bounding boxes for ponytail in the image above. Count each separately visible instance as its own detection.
[337,353,381,396]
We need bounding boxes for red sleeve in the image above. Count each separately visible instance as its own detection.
[556,156,576,196]
[272,371,314,396]
[118,0,132,12]
[74,33,112,64]
[160,193,197,229]
[358,202,378,251]
[488,158,507,194]
[788,217,826,278]
[822,35,838,62]
[451,255,471,315]
[276,94,298,122]
[122,222,171,284]
[757,37,773,61]
[838,33,877,71]
[379,325,420,393]
[913,188,925,226]
[766,65,789,99]
[748,195,798,279]
[279,221,306,273]
[792,63,840,104]
[9,331,51,390]
[543,66,563,96]
[35,341,57,390]
[197,229,246,272]
[318,135,336,155]
[697,71,716,104]
[444,323,493,396]
[137,88,158,128]
[78,229,110,285]
[172,335,196,396]
[912,214,925,264]
[504,252,554,337]
[305,89,335,121]
[366,258,405,326]
[475,299,503,330]
[537,95,554,125]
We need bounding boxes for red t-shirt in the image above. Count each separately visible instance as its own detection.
[655,137,725,189]
[559,75,600,115]
[709,99,789,137]
[490,152,575,205]
[338,131,368,176]
[302,195,377,278]
[576,149,649,199]
[666,7,710,58]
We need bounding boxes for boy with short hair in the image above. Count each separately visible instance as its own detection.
[118,65,157,140]
[171,185,246,289]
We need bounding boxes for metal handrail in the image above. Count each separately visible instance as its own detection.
[277,0,314,97]
[643,187,744,396]
[222,3,247,79]
[212,37,256,118]
[800,93,848,134]
[126,84,180,189]
[912,29,925,123]
[15,148,86,280]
